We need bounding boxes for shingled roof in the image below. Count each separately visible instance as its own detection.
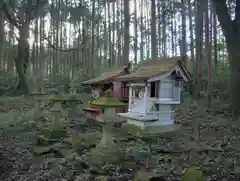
[82,63,131,85]
[116,56,191,82]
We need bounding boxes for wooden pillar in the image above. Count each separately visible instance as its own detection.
[128,86,132,111]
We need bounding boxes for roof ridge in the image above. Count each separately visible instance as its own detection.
[115,56,190,82]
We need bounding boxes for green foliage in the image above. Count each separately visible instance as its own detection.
[70,68,101,94]
[69,132,101,151]
[190,61,229,100]
[0,68,18,95]
[133,169,157,181]
[181,167,204,181]
[125,140,150,161]
[87,146,124,166]
[212,62,229,100]
[43,74,71,94]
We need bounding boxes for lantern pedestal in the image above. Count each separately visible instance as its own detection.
[89,121,124,165]
[49,107,66,139]
[85,90,126,166]
[29,92,47,120]
[30,92,47,114]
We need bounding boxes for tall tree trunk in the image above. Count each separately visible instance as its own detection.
[103,4,108,66]
[7,24,14,72]
[91,0,96,71]
[133,0,138,65]
[188,0,194,65]
[116,0,121,64]
[211,5,217,64]
[195,0,203,97]
[112,1,116,66]
[211,0,240,118]
[161,2,166,57]
[204,0,212,107]
[2,0,47,94]
[15,23,30,94]
[228,43,240,118]
[151,0,157,59]
[140,0,144,61]
[0,10,4,65]
[123,0,130,64]
[181,0,187,61]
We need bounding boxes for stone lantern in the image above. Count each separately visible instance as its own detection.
[86,89,127,165]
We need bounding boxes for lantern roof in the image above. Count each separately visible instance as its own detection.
[90,89,126,107]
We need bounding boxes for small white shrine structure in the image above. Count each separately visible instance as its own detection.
[116,56,191,128]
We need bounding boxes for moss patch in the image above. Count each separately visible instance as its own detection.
[48,94,81,101]
[90,96,126,107]
[30,92,47,96]
[181,167,204,181]
[89,89,126,107]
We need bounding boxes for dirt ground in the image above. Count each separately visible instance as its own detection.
[0,95,239,181]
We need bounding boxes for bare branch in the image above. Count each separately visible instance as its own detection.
[7,0,24,24]
[43,35,80,52]
[25,0,33,22]
[30,0,48,20]
[48,44,79,52]
[31,28,80,52]
[25,0,48,21]
[2,2,21,28]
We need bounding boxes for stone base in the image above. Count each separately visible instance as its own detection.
[126,119,174,129]
[87,143,123,166]
[117,112,174,129]
[117,112,158,121]
[86,121,124,166]
[121,123,181,136]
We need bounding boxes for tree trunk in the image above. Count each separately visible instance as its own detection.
[188,0,194,65]
[211,0,240,118]
[123,0,130,64]
[15,23,30,94]
[212,6,217,64]
[228,42,240,119]
[195,0,203,97]
[0,10,4,64]
[133,0,138,65]
[151,0,157,59]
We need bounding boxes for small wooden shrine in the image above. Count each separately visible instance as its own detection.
[82,63,131,116]
[116,56,191,128]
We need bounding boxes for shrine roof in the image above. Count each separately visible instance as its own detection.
[82,63,131,85]
[116,56,191,82]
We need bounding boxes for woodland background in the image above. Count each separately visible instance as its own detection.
[0,0,230,99]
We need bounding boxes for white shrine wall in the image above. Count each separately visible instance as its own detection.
[129,85,146,113]
[148,74,181,103]
[128,75,181,115]
[159,76,173,100]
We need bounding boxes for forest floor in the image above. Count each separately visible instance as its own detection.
[0,95,239,181]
